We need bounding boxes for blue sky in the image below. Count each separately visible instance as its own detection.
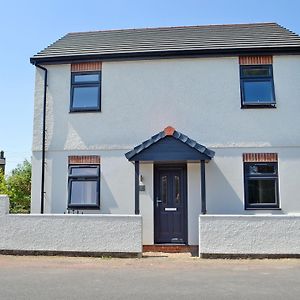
[0,0,299,173]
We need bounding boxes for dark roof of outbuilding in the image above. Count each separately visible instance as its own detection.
[125,126,215,161]
[30,22,300,64]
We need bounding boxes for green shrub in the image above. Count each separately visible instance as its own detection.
[0,160,31,214]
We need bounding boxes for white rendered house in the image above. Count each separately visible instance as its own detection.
[28,23,300,254]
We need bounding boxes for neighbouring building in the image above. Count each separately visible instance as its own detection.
[0,151,5,174]
[28,23,300,254]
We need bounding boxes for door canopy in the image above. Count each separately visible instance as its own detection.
[125,126,215,162]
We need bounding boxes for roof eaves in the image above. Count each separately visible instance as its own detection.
[30,45,300,65]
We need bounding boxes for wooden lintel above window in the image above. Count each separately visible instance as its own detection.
[239,56,273,65]
[243,153,278,162]
[71,62,102,72]
[69,155,101,164]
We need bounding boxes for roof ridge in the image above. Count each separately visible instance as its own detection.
[67,22,279,35]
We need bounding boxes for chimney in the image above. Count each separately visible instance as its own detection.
[0,151,5,174]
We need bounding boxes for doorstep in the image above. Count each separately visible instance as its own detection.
[143,245,198,254]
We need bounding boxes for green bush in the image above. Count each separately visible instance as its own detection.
[0,160,31,214]
[0,169,9,195]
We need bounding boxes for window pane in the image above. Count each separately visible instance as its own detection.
[248,164,276,175]
[72,86,99,109]
[74,74,100,83]
[70,181,97,205]
[161,175,168,205]
[243,81,274,103]
[70,167,98,176]
[248,179,276,204]
[174,175,180,204]
[242,67,270,77]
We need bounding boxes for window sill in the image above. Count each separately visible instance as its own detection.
[69,109,101,113]
[241,104,276,109]
[68,205,100,210]
[245,207,281,210]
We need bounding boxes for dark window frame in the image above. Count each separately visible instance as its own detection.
[70,71,101,112]
[68,164,100,209]
[240,65,276,109]
[244,162,280,210]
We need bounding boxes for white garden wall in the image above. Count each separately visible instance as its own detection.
[199,215,300,256]
[0,196,142,256]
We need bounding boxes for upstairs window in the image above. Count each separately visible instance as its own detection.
[239,56,275,108]
[70,72,101,112]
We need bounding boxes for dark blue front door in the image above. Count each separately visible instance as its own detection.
[154,165,187,244]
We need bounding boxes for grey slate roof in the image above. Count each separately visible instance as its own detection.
[31,23,300,64]
[125,128,215,161]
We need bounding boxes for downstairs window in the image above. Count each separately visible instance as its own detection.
[68,164,100,209]
[244,161,279,209]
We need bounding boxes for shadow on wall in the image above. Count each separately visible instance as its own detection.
[47,155,119,214]
[206,160,284,215]
[206,160,243,214]
[45,71,99,152]
[44,75,68,151]
[45,89,123,214]
[98,174,121,214]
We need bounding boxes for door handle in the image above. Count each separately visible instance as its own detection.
[156,198,162,208]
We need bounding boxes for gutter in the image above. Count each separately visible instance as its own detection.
[30,46,300,65]
[34,64,48,214]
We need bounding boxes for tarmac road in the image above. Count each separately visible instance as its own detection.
[0,253,299,300]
